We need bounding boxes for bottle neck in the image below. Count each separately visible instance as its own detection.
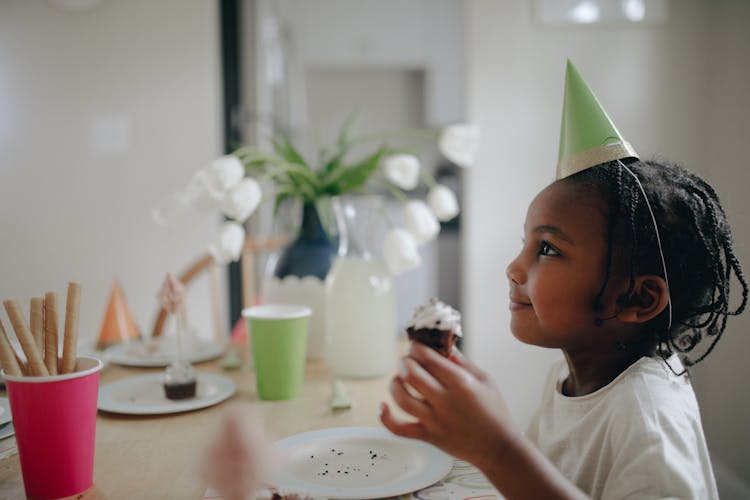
[336,196,385,259]
[298,202,332,244]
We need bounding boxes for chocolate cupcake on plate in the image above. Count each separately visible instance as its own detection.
[163,361,197,400]
[406,298,462,357]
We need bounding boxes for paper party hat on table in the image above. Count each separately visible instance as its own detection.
[96,280,140,350]
[557,59,639,179]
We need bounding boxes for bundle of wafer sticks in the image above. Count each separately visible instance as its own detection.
[0,282,81,377]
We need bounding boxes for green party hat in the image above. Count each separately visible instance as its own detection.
[557,60,639,179]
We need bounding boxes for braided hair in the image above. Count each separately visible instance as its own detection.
[567,159,748,370]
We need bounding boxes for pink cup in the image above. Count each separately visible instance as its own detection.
[4,356,103,499]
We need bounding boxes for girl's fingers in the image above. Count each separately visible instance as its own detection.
[409,343,473,390]
[390,376,432,420]
[400,357,444,399]
[448,347,488,382]
[379,403,427,441]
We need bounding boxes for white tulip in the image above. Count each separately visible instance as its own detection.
[221,177,262,223]
[183,156,243,209]
[182,155,246,211]
[152,192,191,226]
[427,184,459,221]
[383,228,422,275]
[438,124,480,168]
[402,200,440,245]
[209,221,246,265]
[183,168,222,210]
[381,154,421,190]
[205,155,245,196]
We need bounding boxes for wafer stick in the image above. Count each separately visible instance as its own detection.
[13,347,27,375]
[0,318,22,377]
[62,282,81,374]
[9,336,26,374]
[44,292,59,375]
[30,297,44,353]
[3,299,48,376]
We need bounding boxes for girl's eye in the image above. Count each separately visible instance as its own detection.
[539,241,560,257]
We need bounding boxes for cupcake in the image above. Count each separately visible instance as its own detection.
[163,361,197,400]
[406,298,462,357]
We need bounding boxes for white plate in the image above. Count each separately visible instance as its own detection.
[97,373,236,415]
[0,422,15,440]
[273,427,453,499]
[0,398,10,426]
[104,339,225,367]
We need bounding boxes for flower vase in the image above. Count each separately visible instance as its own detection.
[325,195,397,378]
[262,198,338,360]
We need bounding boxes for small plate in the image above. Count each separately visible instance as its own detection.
[0,422,15,440]
[97,373,236,415]
[273,427,453,499]
[104,339,225,367]
[0,398,11,426]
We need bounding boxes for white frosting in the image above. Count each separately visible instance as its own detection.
[164,361,197,384]
[407,298,462,337]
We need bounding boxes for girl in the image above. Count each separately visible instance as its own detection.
[381,62,748,499]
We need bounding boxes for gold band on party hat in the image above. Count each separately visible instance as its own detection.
[556,140,639,179]
[557,60,639,180]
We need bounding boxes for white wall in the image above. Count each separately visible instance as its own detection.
[464,0,750,488]
[693,0,750,491]
[267,0,465,127]
[0,0,223,347]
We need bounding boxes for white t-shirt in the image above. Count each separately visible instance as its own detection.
[526,355,718,499]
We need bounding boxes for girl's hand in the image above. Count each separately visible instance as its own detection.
[380,343,519,471]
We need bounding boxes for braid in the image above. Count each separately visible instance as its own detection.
[593,165,621,312]
[728,252,749,315]
[567,159,748,371]
[624,167,639,299]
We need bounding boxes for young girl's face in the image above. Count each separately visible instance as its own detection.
[506,180,625,350]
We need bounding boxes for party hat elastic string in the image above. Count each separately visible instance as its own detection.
[618,160,673,331]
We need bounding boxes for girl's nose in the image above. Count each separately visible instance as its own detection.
[506,254,526,284]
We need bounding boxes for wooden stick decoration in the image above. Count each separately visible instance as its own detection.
[0,318,22,377]
[30,297,44,354]
[158,274,189,364]
[44,291,59,375]
[3,299,49,376]
[62,282,81,374]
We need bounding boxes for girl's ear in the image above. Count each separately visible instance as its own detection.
[616,276,669,324]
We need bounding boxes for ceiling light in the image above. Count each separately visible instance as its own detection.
[622,0,646,21]
[568,1,601,24]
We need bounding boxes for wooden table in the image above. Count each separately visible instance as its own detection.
[0,346,398,499]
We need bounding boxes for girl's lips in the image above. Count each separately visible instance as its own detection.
[509,297,532,310]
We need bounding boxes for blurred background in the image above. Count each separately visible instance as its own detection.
[1,0,748,497]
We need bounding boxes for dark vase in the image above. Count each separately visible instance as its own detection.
[273,201,338,280]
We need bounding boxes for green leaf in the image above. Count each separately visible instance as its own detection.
[321,147,387,195]
[322,113,359,176]
[335,112,358,153]
[273,192,292,216]
[271,133,309,169]
[322,154,343,180]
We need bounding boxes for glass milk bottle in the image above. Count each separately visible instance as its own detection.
[326,196,397,378]
[262,197,339,360]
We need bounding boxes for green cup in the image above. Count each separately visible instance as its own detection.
[243,304,311,400]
